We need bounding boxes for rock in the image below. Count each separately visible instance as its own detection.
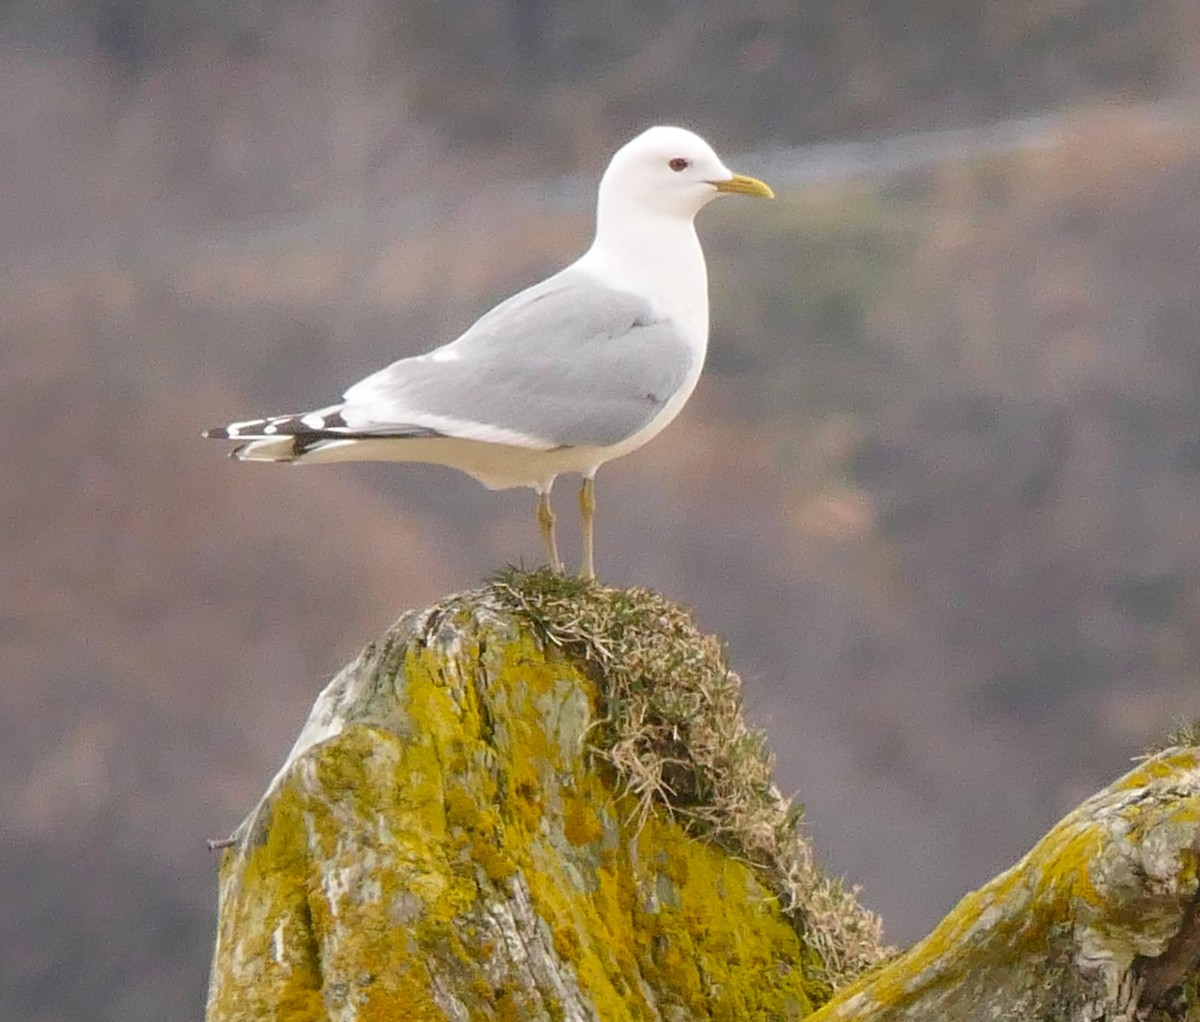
[206,572,882,1021]
[810,745,1200,1021]
[206,570,1200,1020]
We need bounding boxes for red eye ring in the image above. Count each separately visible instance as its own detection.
[668,157,689,172]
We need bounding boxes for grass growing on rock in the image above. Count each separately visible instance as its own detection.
[487,566,888,986]
[1144,717,1200,756]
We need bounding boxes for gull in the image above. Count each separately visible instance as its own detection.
[204,126,773,580]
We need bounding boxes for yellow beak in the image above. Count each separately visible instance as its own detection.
[711,173,775,199]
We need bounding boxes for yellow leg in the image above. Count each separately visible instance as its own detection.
[579,476,597,581]
[536,490,563,573]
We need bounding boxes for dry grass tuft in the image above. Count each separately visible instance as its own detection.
[488,566,889,986]
[1141,716,1200,757]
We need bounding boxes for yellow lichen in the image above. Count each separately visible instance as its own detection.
[209,586,844,1021]
[489,567,888,985]
[808,746,1200,1020]
[563,789,605,847]
[208,788,325,1022]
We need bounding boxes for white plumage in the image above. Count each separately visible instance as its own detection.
[205,125,773,578]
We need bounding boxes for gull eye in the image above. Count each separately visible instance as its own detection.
[668,157,689,172]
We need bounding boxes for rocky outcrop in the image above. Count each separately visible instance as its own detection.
[206,571,1200,1020]
[205,572,882,1021]
[810,745,1200,1020]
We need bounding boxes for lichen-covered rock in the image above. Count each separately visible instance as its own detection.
[809,747,1200,1021]
[206,582,856,1021]
[209,574,1200,1021]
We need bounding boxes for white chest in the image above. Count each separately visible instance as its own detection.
[575,220,710,348]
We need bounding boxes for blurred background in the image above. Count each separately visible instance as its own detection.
[5,1,1200,1017]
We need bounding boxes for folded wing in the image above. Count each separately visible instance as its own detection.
[337,270,696,450]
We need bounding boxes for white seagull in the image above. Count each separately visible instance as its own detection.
[205,126,773,580]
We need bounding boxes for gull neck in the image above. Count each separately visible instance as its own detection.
[582,202,710,341]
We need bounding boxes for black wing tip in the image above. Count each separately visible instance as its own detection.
[204,416,448,448]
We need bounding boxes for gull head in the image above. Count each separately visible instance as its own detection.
[597,126,774,222]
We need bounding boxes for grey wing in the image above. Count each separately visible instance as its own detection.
[338,271,698,449]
